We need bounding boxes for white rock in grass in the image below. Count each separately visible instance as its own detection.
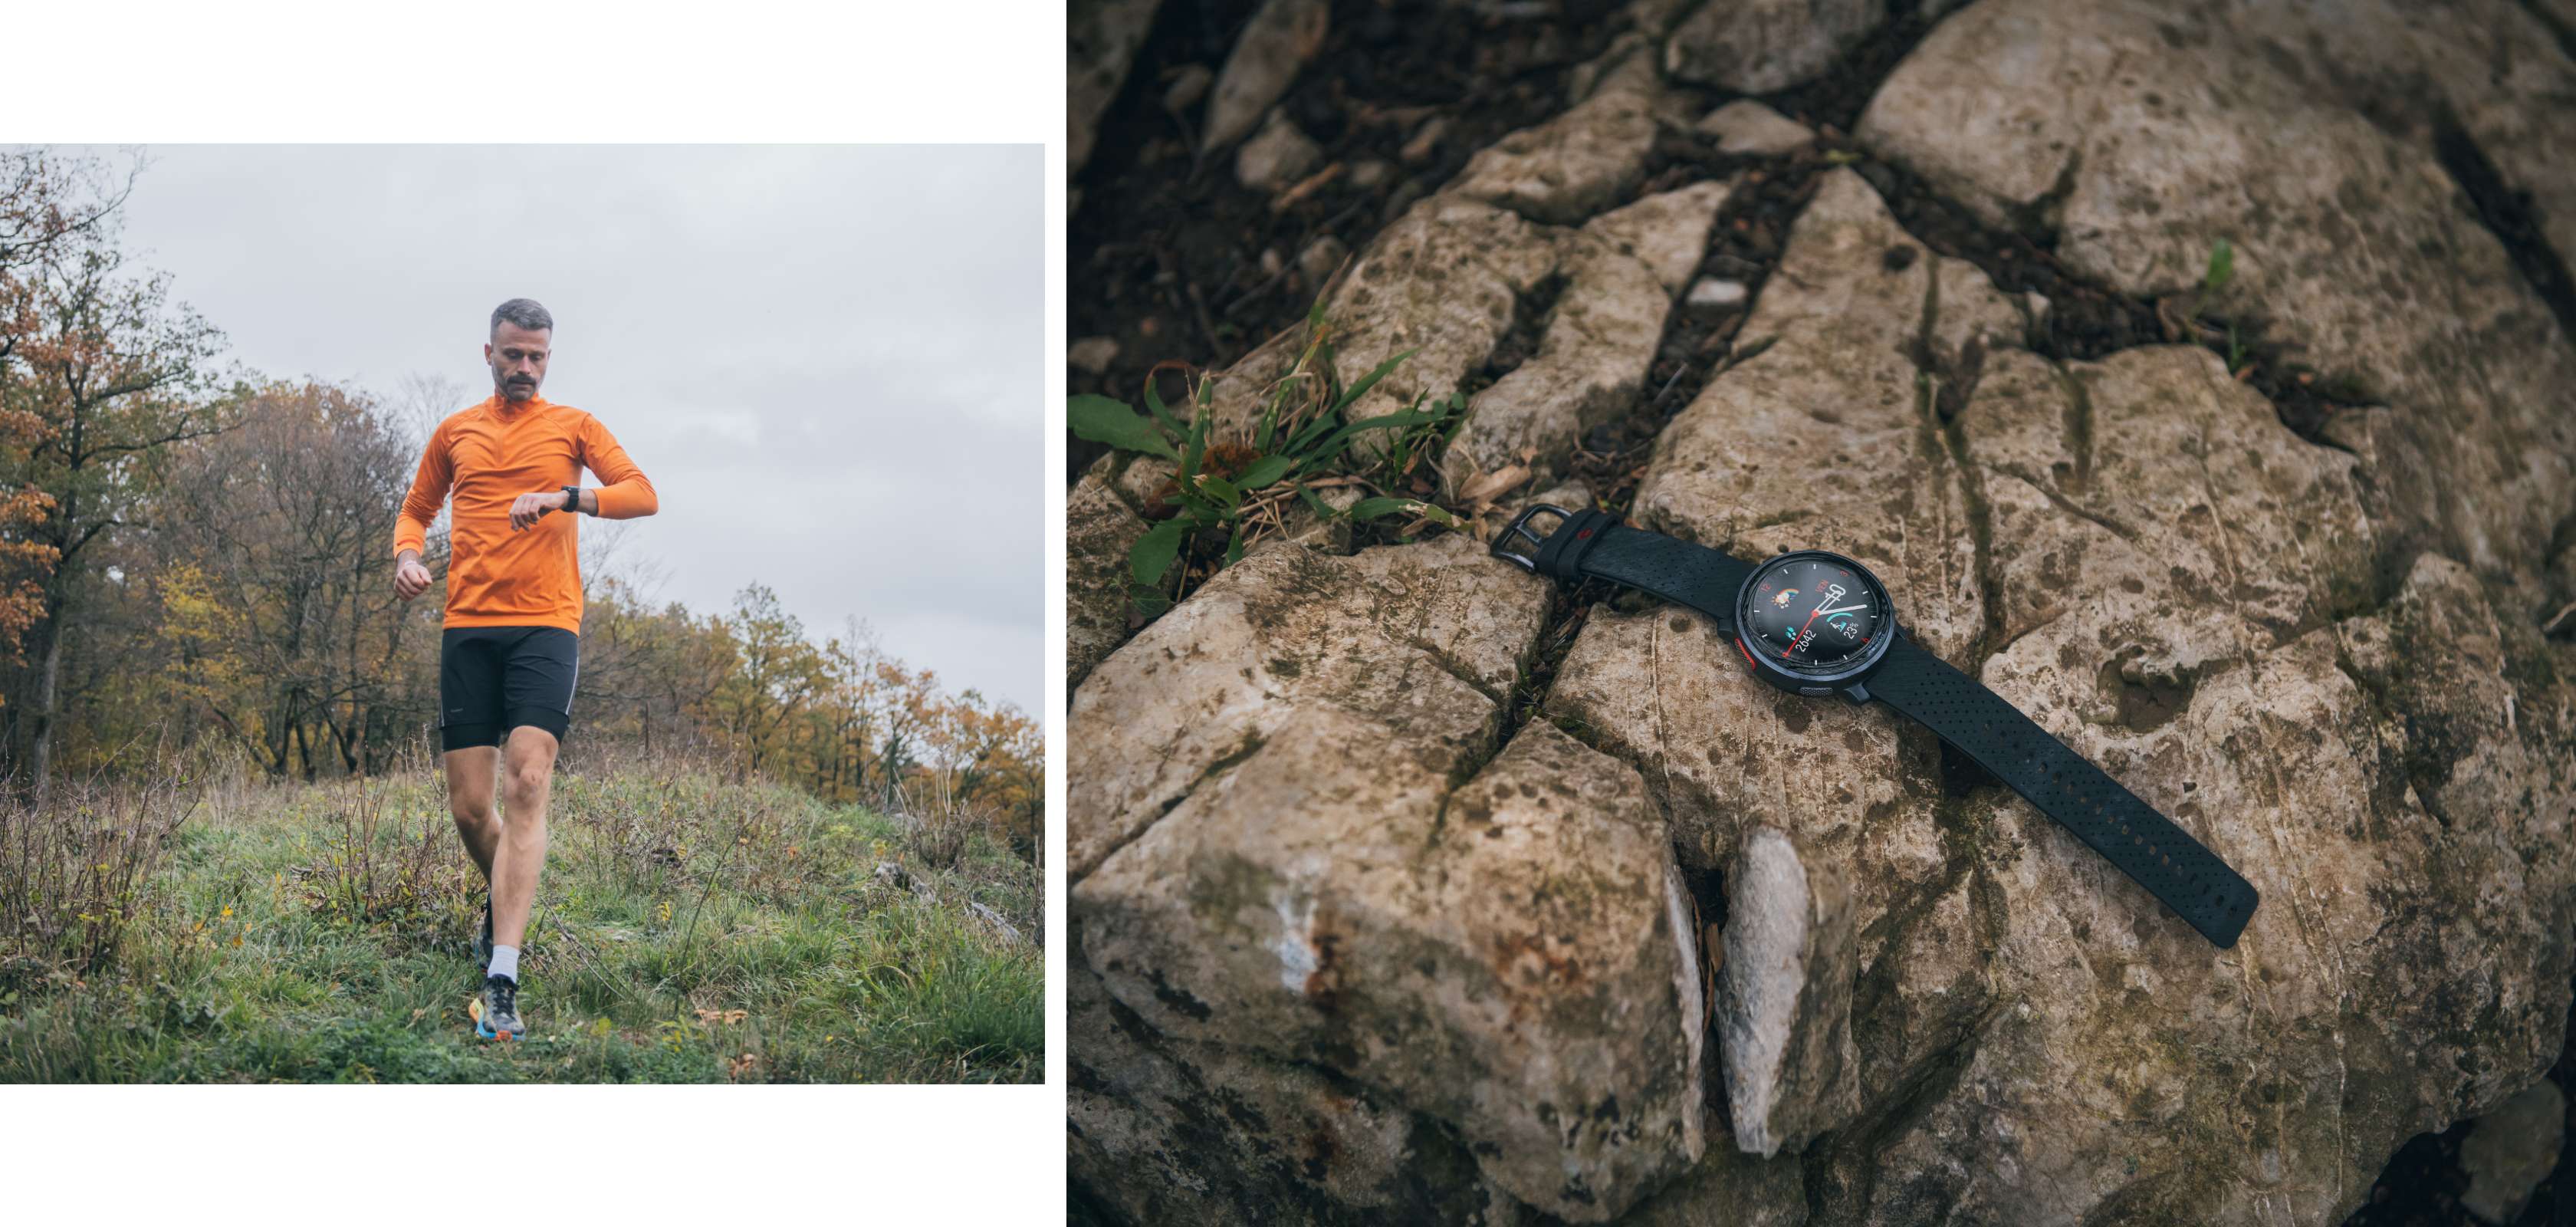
[1685,277,1746,308]
[1068,335,1121,376]
[1694,99,1816,155]
[1236,110,1322,192]
[1201,0,1329,154]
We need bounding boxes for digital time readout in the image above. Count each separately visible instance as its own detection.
[1743,556,1885,672]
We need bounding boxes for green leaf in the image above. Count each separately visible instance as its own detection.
[1237,456,1296,488]
[2203,238,2234,297]
[1293,482,1332,518]
[1307,409,1445,464]
[1180,403,1210,482]
[1224,523,1245,567]
[1129,518,1188,587]
[1143,379,1183,433]
[1197,474,1242,508]
[1348,497,1464,528]
[1068,395,1178,459]
[1332,347,1419,415]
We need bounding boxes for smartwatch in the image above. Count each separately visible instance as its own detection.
[1493,504,2259,949]
[560,485,585,516]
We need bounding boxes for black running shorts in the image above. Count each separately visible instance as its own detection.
[439,626,579,752]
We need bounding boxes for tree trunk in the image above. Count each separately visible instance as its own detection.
[28,591,68,811]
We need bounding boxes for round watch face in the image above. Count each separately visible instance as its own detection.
[1740,552,1890,675]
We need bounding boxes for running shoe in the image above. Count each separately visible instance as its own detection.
[475,974,525,1041]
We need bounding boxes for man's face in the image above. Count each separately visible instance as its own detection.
[485,322,551,401]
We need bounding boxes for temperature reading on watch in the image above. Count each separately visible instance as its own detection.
[1743,555,1886,672]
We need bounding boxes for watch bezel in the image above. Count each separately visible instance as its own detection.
[1733,549,1898,687]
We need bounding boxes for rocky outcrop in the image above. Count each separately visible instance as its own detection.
[1073,534,1712,1219]
[1857,0,2576,585]
[1072,5,2576,1222]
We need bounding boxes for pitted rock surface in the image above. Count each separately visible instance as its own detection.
[1069,531,1548,880]
[1073,528,1713,1219]
[1068,472,1150,689]
[1450,41,1674,226]
[1070,959,1533,1225]
[1857,0,2576,583]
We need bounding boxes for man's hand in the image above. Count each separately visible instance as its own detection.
[395,551,432,601]
[510,488,573,532]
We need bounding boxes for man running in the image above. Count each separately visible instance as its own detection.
[392,298,659,1041]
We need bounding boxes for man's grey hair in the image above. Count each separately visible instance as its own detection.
[489,298,554,338]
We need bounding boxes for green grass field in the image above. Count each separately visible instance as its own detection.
[0,751,1043,1083]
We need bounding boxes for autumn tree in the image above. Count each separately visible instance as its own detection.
[0,151,138,733]
[127,381,421,778]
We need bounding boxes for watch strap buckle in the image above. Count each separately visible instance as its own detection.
[1490,503,1615,581]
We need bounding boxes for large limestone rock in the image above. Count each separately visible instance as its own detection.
[1073,534,1714,1219]
[1551,167,2575,1225]
[1067,531,1548,879]
[1857,0,2576,585]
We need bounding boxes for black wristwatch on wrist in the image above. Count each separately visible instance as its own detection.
[1493,504,2259,949]
[561,485,585,516]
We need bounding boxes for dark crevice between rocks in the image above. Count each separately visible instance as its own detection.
[1464,270,1571,402]
[1844,147,2373,442]
[2430,102,2576,356]
[1070,0,1634,481]
[1568,151,1825,516]
[1755,0,1941,137]
[1801,994,2009,1225]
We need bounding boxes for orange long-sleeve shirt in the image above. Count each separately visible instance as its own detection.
[393,394,659,633]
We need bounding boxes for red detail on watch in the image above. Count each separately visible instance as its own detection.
[1576,528,1592,538]
[1736,637,1759,669]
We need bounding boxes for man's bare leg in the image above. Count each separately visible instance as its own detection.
[445,745,501,883]
[491,725,560,952]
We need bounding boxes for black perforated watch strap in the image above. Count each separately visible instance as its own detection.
[1868,639,2259,948]
[1526,511,1756,625]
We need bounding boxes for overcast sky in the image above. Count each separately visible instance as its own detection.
[70,144,1041,715]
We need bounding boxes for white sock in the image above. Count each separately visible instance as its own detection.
[488,945,520,983]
